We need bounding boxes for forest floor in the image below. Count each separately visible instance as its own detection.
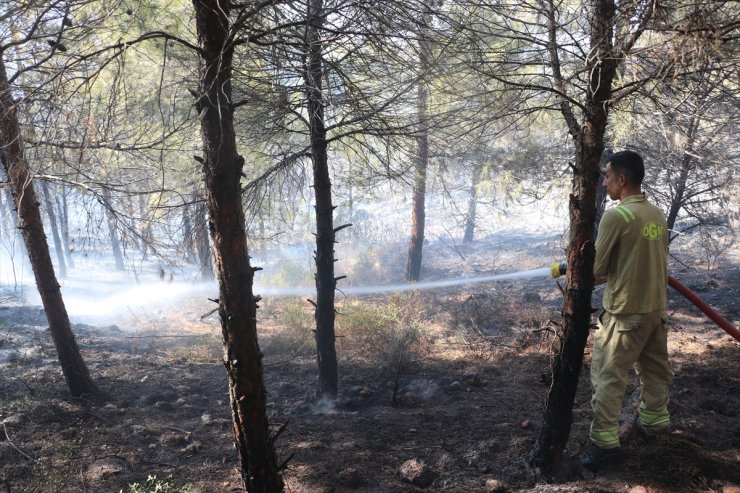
[0,229,739,493]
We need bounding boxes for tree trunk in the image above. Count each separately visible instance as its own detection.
[463,162,483,243]
[666,117,697,239]
[531,133,604,472]
[405,33,430,282]
[101,187,125,271]
[0,178,7,239]
[40,180,67,278]
[182,198,196,263]
[666,174,685,238]
[138,194,152,260]
[666,156,690,241]
[194,193,214,281]
[593,149,612,241]
[55,185,75,268]
[347,172,354,224]
[192,1,284,491]
[1,185,28,289]
[530,0,619,473]
[304,0,339,399]
[0,57,102,399]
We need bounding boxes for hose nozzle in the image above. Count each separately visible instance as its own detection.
[550,261,567,278]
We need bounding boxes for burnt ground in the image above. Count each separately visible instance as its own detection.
[0,231,738,493]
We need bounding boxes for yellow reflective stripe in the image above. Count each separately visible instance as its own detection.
[590,426,620,448]
[639,408,670,427]
[613,207,631,223]
[615,206,636,223]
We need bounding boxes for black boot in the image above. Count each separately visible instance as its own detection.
[580,443,625,471]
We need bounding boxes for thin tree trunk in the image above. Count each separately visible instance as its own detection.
[304,0,339,399]
[182,199,196,263]
[406,30,430,282]
[41,180,67,278]
[347,171,354,223]
[0,56,103,399]
[666,171,686,238]
[532,132,605,471]
[55,185,75,268]
[530,0,620,473]
[0,178,7,239]
[666,117,698,239]
[258,212,265,239]
[192,1,284,491]
[194,193,214,281]
[593,149,612,241]
[101,188,125,271]
[463,162,483,243]
[138,194,154,260]
[2,186,27,288]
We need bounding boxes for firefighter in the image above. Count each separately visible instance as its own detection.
[580,150,672,471]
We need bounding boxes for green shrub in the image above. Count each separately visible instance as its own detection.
[336,298,423,367]
[269,300,314,356]
[257,258,313,288]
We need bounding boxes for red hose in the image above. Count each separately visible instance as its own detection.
[668,275,740,343]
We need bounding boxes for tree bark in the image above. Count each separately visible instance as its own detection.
[530,0,619,473]
[405,31,430,282]
[304,0,339,399]
[40,180,67,278]
[192,1,284,491]
[0,56,102,399]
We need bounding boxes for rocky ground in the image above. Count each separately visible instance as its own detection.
[0,229,738,493]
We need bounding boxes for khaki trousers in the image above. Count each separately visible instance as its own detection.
[589,310,672,448]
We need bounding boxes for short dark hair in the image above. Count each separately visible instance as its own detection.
[608,150,644,186]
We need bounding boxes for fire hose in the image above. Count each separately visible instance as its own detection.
[550,263,740,343]
[667,276,740,342]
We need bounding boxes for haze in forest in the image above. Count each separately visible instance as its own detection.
[0,0,737,490]
[1,187,571,327]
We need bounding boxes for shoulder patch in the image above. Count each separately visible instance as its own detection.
[641,222,666,240]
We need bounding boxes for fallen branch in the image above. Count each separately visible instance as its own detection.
[200,307,219,320]
[268,420,289,446]
[125,334,203,339]
[162,425,192,436]
[277,451,295,472]
[141,460,181,469]
[2,423,36,462]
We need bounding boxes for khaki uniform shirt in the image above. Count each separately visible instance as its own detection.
[594,194,668,314]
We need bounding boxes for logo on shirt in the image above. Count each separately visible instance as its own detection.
[642,222,665,240]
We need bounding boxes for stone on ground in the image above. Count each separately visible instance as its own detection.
[399,458,436,487]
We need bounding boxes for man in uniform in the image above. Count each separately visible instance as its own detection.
[581,150,672,471]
